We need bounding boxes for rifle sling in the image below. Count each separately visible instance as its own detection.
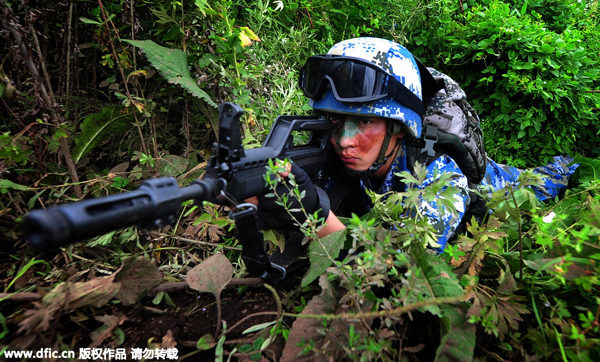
[268,232,310,273]
[230,206,286,286]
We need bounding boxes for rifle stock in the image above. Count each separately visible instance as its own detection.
[23,103,333,251]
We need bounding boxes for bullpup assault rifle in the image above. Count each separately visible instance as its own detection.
[22,102,334,285]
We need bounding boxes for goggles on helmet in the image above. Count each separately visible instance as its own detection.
[299,55,423,118]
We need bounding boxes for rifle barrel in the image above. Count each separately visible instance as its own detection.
[23,177,217,251]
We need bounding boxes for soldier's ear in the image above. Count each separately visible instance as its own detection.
[389,121,406,137]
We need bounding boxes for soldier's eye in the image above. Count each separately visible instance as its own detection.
[328,115,342,124]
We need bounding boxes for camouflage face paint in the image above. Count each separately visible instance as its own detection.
[333,116,364,142]
[329,115,389,172]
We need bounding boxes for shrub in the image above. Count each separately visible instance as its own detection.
[407,0,600,167]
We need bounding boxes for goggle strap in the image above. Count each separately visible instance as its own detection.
[414,57,444,106]
[387,79,423,119]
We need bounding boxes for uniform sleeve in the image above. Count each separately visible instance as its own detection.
[481,156,579,202]
[416,156,470,251]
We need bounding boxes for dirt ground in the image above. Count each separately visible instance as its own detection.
[0,234,439,362]
[3,282,289,360]
[0,237,305,361]
[124,287,284,359]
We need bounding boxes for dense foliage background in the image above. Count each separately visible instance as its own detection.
[1,0,600,360]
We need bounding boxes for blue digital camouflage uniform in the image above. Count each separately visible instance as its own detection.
[333,141,578,251]
[482,155,579,202]
[308,37,579,250]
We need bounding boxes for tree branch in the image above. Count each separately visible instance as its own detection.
[1,0,82,198]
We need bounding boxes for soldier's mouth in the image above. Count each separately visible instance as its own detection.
[339,155,359,164]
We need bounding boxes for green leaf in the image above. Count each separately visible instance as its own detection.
[27,189,46,209]
[71,105,134,164]
[0,179,31,194]
[238,344,252,353]
[162,292,175,307]
[196,334,215,350]
[152,292,164,305]
[113,327,125,345]
[157,154,189,177]
[404,252,475,361]
[519,2,527,17]
[522,62,534,70]
[301,229,345,287]
[194,0,209,15]
[263,229,285,252]
[122,39,216,107]
[86,231,117,248]
[435,304,476,362]
[215,323,226,362]
[571,156,600,183]
[407,248,465,316]
[252,337,264,350]
[542,43,555,54]
[111,176,129,189]
[193,213,213,225]
[79,17,101,25]
[477,39,490,49]
[238,27,261,47]
[243,320,276,335]
[513,188,538,211]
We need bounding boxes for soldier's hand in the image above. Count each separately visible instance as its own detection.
[250,163,330,232]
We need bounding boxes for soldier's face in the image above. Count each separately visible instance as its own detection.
[329,115,405,176]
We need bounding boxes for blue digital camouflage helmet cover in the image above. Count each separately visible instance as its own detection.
[308,37,423,138]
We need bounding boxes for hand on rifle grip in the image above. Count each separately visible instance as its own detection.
[252,163,330,232]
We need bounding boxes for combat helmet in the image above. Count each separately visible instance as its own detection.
[299,37,425,176]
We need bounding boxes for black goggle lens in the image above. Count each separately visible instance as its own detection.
[300,57,390,101]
